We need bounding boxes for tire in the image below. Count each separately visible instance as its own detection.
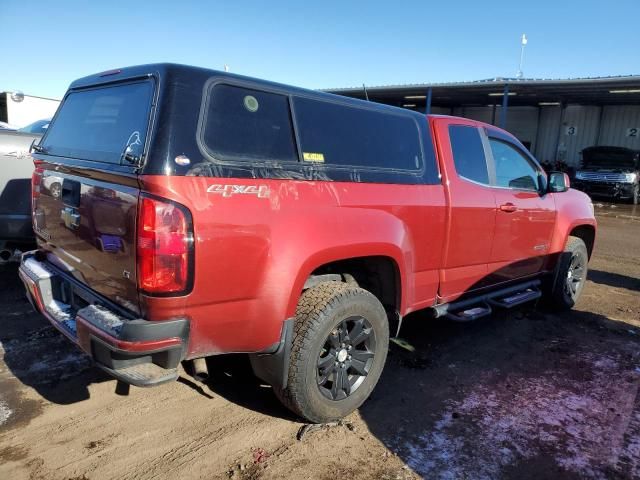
[50,182,61,199]
[547,236,589,310]
[275,281,389,423]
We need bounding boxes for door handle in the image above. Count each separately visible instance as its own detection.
[499,203,517,213]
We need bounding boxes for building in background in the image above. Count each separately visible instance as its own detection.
[0,92,60,128]
[327,76,640,168]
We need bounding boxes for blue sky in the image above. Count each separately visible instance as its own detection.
[2,0,638,99]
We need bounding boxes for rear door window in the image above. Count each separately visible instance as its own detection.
[41,81,153,164]
[449,125,490,184]
[292,97,422,171]
[200,84,298,163]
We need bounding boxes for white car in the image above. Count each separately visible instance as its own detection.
[43,175,63,198]
[0,121,18,130]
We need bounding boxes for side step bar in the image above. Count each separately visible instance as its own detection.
[488,288,541,309]
[433,280,541,323]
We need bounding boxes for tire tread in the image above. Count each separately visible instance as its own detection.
[276,281,385,422]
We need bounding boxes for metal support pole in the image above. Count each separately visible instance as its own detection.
[426,87,433,115]
[501,84,509,129]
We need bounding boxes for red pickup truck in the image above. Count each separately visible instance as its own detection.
[20,64,596,423]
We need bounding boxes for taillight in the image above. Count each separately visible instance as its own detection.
[31,168,43,213]
[137,196,194,295]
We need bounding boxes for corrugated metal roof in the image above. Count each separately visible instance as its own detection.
[326,75,640,92]
[326,74,640,108]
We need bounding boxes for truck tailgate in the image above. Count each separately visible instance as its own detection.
[34,167,140,313]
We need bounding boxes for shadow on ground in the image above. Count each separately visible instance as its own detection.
[192,354,299,422]
[0,264,110,411]
[588,269,640,292]
[3,257,640,478]
[359,306,640,479]
[165,296,640,478]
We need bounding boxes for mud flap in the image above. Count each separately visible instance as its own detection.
[249,318,294,390]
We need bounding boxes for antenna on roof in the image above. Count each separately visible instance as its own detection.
[516,34,527,78]
[224,64,230,72]
[362,83,370,101]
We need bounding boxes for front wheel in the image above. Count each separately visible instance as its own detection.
[547,236,589,310]
[276,281,389,423]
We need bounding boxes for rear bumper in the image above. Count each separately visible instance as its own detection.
[19,252,189,387]
[572,180,636,200]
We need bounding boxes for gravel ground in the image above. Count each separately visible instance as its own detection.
[0,210,638,480]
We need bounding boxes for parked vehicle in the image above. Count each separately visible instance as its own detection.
[18,119,50,135]
[0,91,59,129]
[573,146,639,204]
[0,124,49,261]
[19,64,596,422]
[0,121,17,130]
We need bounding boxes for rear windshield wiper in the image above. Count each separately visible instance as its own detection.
[30,143,48,154]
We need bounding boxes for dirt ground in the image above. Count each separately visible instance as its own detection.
[0,206,638,480]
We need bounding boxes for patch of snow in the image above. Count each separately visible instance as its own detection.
[0,400,12,426]
[22,257,52,279]
[27,353,85,374]
[77,304,123,336]
[47,300,72,321]
[392,353,638,479]
[46,300,76,334]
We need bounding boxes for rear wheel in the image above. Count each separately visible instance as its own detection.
[547,236,589,310]
[276,281,389,423]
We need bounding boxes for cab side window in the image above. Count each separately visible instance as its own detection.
[293,97,423,171]
[449,125,490,185]
[489,139,539,191]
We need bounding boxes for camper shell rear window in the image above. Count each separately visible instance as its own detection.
[40,80,154,164]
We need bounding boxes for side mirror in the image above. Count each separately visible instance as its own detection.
[548,172,570,193]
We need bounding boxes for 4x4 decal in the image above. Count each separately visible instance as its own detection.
[207,184,270,198]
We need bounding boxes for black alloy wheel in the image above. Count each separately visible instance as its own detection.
[564,250,586,301]
[275,281,389,423]
[317,315,376,401]
[547,236,589,310]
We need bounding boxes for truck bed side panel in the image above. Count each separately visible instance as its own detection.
[139,175,446,356]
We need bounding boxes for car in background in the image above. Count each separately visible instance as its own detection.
[18,119,50,134]
[0,121,17,130]
[0,119,50,261]
[573,146,639,205]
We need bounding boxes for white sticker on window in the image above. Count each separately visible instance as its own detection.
[244,95,259,112]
